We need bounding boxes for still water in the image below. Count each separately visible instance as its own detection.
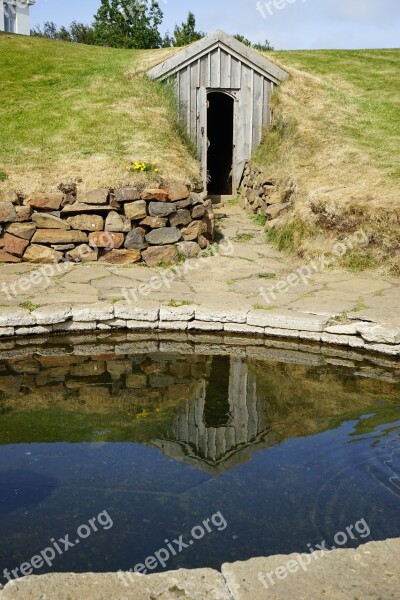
[0,338,399,579]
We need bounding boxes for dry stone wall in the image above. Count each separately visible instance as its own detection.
[239,162,293,228]
[0,183,214,266]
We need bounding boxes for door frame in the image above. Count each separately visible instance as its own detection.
[197,87,239,196]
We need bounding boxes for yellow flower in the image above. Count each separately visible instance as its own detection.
[154,168,159,173]
[136,409,149,420]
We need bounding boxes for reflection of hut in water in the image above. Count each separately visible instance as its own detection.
[153,357,278,474]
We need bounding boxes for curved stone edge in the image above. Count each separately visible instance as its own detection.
[221,537,400,600]
[1,538,399,599]
[0,568,231,600]
[0,305,399,357]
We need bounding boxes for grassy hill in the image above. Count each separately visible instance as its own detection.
[1,34,399,270]
[257,49,400,273]
[0,33,196,191]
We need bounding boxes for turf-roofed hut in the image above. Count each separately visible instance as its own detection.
[147,30,288,198]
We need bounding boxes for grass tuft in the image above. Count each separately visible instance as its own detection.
[339,250,378,273]
[235,233,255,244]
[167,299,193,308]
[19,301,40,312]
[251,214,267,227]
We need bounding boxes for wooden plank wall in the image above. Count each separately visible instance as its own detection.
[175,48,274,189]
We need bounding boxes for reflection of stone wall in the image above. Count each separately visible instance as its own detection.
[0,353,211,416]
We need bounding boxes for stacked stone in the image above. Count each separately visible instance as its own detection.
[239,163,293,226]
[0,183,214,265]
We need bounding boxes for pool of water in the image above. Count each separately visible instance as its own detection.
[0,334,399,581]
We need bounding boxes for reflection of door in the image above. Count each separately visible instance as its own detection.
[207,92,234,195]
[204,356,231,428]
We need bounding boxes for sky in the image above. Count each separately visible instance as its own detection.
[30,0,400,50]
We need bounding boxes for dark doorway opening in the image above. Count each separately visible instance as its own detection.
[207,92,234,195]
[203,356,231,429]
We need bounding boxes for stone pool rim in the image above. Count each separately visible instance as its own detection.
[0,537,399,599]
[0,304,399,357]
[0,312,399,598]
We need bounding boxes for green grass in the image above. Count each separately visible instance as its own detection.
[332,312,351,323]
[235,233,255,243]
[0,33,197,190]
[339,250,379,272]
[266,220,315,253]
[253,109,298,171]
[167,299,193,307]
[352,297,369,312]
[19,301,39,311]
[0,406,181,445]
[250,213,267,227]
[253,304,277,311]
[267,49,400,180]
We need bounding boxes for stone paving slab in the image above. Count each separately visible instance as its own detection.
[0,569,231,600]
[0,206,398,355]
[221,538,400,600]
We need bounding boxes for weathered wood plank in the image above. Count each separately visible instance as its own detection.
[178,67,190,131]
[231,56,241,88]
[197,87,208,187]
[190,62,199,142]
[217,47,222,87]
[236,63,252,185]
[220,50,230,88]
[199,55,208,87]
[196,58,201,87]
[262,79,272,127]
[249,69,255,151]
[252,72,264,150]
[210,48,220,88]
[232,100,239,191]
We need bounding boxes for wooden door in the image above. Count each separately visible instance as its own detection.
[232,96,239,192]
[197,86,208,192]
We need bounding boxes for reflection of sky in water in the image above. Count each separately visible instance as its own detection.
[0,352,399,576]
